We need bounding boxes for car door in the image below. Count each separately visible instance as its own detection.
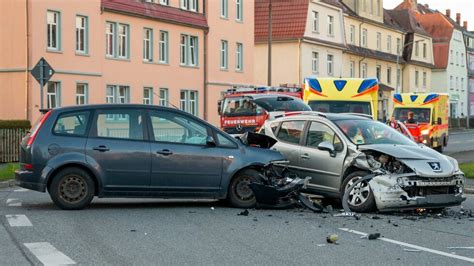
[297,120,346,195]
[148,110,223,195]
[85,108,151,192]
[271,120,306,176]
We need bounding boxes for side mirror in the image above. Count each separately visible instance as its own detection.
[317,141,336,157]
[217,100,222,115]
[206,136,217,147]
[437,117,442,125]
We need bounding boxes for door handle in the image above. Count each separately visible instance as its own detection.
[156,149,173,156]
[300,154,310,160]
[93,145,109,152]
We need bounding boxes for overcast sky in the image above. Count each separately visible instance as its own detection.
[383,0,474,31]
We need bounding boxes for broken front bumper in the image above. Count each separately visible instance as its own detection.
[369,173,466,211]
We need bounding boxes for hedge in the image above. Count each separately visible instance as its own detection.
[0,120,31,129]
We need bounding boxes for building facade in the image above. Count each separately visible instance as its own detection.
[465,29,474,118]
[0,0,253,126]
[254,0,346,86]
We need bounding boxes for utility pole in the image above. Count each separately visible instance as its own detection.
[267,0,272,86]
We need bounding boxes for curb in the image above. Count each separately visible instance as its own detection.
[0,179,16,189]
[465,187,474,195]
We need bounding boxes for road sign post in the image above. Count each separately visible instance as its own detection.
[31,58,55,110]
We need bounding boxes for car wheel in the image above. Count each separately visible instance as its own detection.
[435,142,444,153]
[228,169,259,208]
[341,171,376,213]
[49,167,95,210]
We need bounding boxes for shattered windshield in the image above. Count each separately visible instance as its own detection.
[335,119,415,146]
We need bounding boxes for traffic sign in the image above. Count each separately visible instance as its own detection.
[30,57,55,109]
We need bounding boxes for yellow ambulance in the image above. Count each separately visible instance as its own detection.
[391,93,449,152]
[303,78,379,120]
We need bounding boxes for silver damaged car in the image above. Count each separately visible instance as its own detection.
[260,112,466,212]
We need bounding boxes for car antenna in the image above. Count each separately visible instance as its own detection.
[152,91,179,110]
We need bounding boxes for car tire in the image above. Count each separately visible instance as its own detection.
[435,142,444,153]
[341,171,376,213]
[48,167,95,210]
[228,169,259,208]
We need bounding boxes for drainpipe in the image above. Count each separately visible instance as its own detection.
[203,0,208,120]
[25,0,29,120]
[298,39,301,84]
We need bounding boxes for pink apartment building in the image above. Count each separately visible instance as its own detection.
[0,0,253,125]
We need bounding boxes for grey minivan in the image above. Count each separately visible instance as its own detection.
[15,105,283,210]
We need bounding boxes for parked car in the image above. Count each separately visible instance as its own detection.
[15,104,284,210]
[260,112,466,212]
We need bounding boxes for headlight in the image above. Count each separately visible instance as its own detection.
[421,129,430,135]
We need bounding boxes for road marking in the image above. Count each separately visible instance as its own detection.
[14,188,29,192]
[6,198,22,207]
[24,242,76,265]
[5,214,32,227]
[340,228,474,263]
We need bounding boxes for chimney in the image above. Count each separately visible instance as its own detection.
[456,13,461,24]
[446,9,451,18]
[424,4,429,8]
[463,21,468,30]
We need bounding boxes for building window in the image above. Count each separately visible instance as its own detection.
[47,11,60,50]
[106,85,130,104]
[236,43,243,71]
[47,81,60,108]
[370,0,374,14]
[396,38,401,54]
[450,75,453,89]
[312,11,319,32]
[349,61,355,78]
[312,52,319,73]
[327,15,334,36]
[387,67,392,84]
[118,24,129,59]
[143,28,153,62]
[461,78,464,90]
[456,77,459,89]
[143,87,153,104]
[415,41,419,57]
[387,35,391,53]
[160,0,168,4]
[456,52,459,65]
[180,90,198,116]
[327,54,334,76]
[181,0,197,12]
[376,65,381,81]
[363,0,367,11]
[349,25,355,44]
[361,63,367,78]
[159,31,169,63]
[376,32,381,50]
[236,0,243,21]
[76,83,88,105]
[75,16,87,54]
[106,22,115,57]
[461,53,464,66]
[220,0,228,18]
[159,88,168,106]
[423,43,427,59]
[397,68,401,87]
[423,72,427,88]
[362,29,367,47]
[180,35,199,66]
[450,50,453,64]
[220,40,228,70]
[415,70,419,87]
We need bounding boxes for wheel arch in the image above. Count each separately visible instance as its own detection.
[46,163,102,196]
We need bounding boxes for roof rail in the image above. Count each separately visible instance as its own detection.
[339,113,373,119]
[273,111,327,119]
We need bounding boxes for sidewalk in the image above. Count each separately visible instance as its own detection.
[464,178,474,195]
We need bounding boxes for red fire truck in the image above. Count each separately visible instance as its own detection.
[218,86,311,134]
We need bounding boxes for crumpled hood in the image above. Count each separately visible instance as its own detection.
[359,144,456,177]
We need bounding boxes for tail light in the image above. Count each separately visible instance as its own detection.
[26,110,52,148]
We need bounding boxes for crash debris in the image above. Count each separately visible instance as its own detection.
[326,234,339,244]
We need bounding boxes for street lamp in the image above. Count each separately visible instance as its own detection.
[396,39,425,93]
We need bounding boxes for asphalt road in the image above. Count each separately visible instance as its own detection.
[1,187,473,265]
[445,130,474,155]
